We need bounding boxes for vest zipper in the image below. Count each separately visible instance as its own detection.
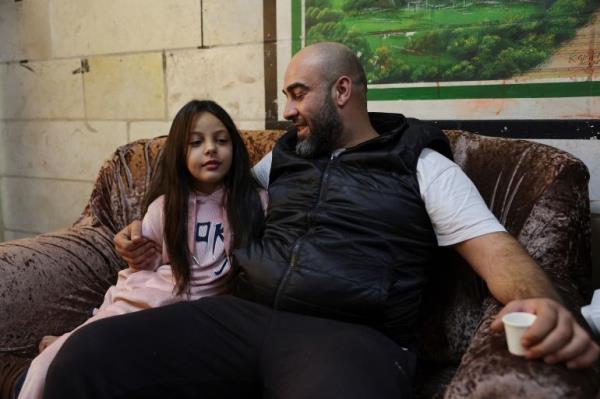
[273,155,336,309]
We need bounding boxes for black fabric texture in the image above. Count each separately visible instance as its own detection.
[44,296,415,399]
[233,113,452,346]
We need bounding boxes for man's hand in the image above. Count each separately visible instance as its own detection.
[114,220,160,270]
[491,298,600,369]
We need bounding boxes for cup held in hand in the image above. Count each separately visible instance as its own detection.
[502,312,537,356]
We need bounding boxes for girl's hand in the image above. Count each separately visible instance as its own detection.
[114,220,160,270]
[39,335,58,353]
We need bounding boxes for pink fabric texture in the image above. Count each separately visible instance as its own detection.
[99,189,234,314]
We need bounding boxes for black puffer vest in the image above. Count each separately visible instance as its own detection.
[234,113,453,345]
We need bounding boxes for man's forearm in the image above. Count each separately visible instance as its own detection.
[454,231,561,304]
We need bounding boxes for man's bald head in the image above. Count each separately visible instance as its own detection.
[282,42,376,155]
[293,42,367,101]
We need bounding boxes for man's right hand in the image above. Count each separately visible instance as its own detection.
[113,220,160,270]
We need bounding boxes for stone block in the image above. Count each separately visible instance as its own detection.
[0,176,3,243]
[129,121,172,142]
[592,215,600,289]
[84,53,165,119]
[276,1,293,41]
[3,230,34,241]
[238,120,266,131]
[166,45,265,123]
[203,0,263,46]
[51,0,202,58]
[1,177,93,233]
[0,122,5,175]
[3,121,127,181]
[0,0,51,62]
[129,120,266,144]
[0,59,84,119]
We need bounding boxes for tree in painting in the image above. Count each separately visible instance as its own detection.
[304,0,599,83]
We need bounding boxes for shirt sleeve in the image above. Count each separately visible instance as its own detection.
[140,196,165,270]
[417,148,506,247]
[252,151,272,189]
[142,196,164,246]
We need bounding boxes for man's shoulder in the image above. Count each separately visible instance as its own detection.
[417,148,460,188]
[396,117,453,168]
[403,117,445,137]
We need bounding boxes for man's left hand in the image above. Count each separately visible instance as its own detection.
[491,298,599,369]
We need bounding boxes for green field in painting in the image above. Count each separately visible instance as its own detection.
[341,3,543,69]
[304,0,597,83]
[341,4,541,33]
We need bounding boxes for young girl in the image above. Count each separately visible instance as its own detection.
[17,100,267,399]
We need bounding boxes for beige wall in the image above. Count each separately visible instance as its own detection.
[0,0,264,239]
[593,214,600,289]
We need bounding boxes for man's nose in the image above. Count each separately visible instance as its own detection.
[283,100,297,120]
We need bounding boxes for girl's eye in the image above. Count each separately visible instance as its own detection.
[218,139,229,144]
[189,140,202,147]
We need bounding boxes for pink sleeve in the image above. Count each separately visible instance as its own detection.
[140,196,165,270]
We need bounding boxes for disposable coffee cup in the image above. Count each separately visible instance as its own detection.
[501,312,537,356]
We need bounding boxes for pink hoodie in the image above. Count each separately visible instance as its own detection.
[99,187,268,312]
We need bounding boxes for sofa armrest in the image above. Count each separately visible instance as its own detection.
[0,226,124,357]
[517,157,593,307]
[444,298,599,398]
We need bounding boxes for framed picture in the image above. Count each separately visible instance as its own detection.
[270,0,599,135]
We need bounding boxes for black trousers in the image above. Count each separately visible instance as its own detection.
[44,296,415,399]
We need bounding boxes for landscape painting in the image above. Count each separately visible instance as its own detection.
[302,0,599,84]
[275,0,599,119]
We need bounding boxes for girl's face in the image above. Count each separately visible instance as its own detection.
[186,112,233,194]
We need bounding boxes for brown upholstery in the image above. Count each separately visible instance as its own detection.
[0,130,598,397]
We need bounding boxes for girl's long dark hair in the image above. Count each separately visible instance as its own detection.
[144,100,265,295]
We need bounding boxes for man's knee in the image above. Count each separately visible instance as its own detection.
[265,316,415,398]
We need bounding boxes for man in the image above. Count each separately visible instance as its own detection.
[43,42,598,398]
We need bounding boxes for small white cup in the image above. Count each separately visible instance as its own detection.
[501,312,537,356]
[581,305,600,336]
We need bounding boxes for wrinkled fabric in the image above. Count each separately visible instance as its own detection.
[443,298,599,399]
[0,130,597,398]
[433,131,597,398]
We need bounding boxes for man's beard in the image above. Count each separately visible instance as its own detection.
[295,96,343,159]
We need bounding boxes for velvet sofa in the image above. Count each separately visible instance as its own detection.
[0,129,598,398]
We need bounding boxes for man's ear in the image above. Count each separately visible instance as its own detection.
[333,76,352,107]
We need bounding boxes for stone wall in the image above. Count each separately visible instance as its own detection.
[0,0,265,240]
